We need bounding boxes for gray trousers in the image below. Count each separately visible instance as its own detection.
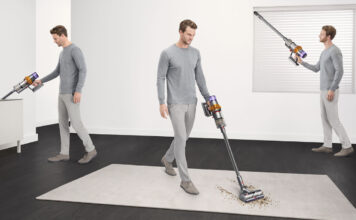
[165,104,196,182]
[320,90,351,149]
[58,94,95,155]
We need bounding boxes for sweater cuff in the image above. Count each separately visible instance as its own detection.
[75,87,82,93]
[329,86,338,91]
[40,78,47,84]
[204,95,211,102]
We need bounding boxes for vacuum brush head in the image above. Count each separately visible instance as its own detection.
[239,188,264,203]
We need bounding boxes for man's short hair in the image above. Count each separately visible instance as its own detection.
[50,25,68,37]
[179,19,197,32]
[322,25,336,40]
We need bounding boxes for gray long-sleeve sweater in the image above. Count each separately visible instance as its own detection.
[41,43,87,94]
[301,44,343,91]
[157,44,210,105]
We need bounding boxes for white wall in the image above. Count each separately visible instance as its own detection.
[71,0,356,143]
[0,0,37,150]
[36,0,71,126]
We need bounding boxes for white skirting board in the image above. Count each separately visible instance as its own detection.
[37,164,356,220]
[69,126,356,144]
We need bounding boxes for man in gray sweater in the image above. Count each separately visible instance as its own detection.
[157,20,210,195]
[297,25,353,157]
[33,25,97,164]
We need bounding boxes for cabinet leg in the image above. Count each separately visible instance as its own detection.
[17,140,21,153]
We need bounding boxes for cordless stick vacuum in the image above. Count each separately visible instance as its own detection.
[2,72,42,100]
[202,95,264,203]
[254,11,307,65]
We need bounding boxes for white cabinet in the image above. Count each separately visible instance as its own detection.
[0,99,23,153]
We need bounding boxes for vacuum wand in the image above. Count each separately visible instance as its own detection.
[2,91,15,100]
[220,126,245,190]
[202,95,264,202]
[254,11,307,65]
[2,72,42,100]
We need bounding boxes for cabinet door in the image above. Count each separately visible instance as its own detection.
[0,99,23,145]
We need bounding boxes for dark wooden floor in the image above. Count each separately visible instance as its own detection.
[0,124,355,220]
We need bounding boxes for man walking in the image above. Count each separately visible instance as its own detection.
[33,25,97,163]
[157,20,211,195]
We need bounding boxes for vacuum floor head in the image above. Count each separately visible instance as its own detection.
[239,188,265,203]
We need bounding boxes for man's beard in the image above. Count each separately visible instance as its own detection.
[183,38,191,45]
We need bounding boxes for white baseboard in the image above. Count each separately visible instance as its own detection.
[70,126,356,144]
[0,133,38,151]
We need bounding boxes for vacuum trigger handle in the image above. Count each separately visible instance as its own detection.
[202,102,212,117]
[30,83,43,92]
[289,52,299,66]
